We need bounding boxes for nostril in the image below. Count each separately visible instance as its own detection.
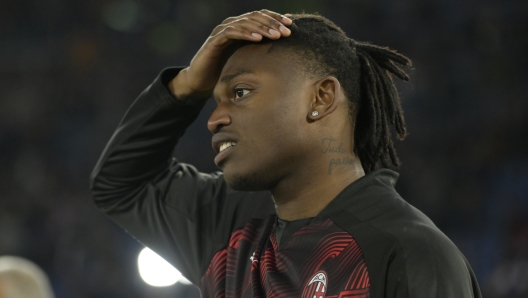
[216,124,226,133]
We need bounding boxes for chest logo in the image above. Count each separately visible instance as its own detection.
[250,251,258,263]
[302,271,328,298]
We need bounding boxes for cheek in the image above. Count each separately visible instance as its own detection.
[244,103,303,144]
[236,87,310,153]
[248,109,308,161]
[223,102,310,184]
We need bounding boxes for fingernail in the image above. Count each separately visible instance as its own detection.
[279,25,290,34]
[251,32,261,38]
[281,15,292,24]
[269,28,279,35]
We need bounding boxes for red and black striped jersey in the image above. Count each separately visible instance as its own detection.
[91,68,482,298]
[201,217,370,297]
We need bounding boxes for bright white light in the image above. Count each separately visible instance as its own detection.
[137,247,191,287]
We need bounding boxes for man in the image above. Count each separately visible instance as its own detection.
[91,10,481,297]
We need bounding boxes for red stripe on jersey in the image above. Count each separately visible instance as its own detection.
[201,217,370,297]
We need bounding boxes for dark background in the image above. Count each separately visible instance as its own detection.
[1,0,527,297]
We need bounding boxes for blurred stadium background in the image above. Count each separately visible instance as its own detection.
[1,0,527,297]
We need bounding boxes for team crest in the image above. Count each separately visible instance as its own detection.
[302,271,328,298]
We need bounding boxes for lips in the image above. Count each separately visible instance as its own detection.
[212,134,238,165]
[212,134,238,153]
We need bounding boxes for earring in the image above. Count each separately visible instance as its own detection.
[311,111,319,117]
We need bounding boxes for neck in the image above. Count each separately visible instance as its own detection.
[271,139,365,221]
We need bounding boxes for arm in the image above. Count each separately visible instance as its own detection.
[90,68,274,284]
[90,10,293,284]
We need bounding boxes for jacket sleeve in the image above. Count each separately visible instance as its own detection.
[89,67,275,285]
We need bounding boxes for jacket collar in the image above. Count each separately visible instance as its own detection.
[314,168,400,221]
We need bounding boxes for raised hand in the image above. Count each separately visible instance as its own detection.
[169,9,292,103]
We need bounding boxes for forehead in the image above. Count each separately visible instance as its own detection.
[219,43,294,80]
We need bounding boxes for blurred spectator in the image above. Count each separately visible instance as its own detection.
[0,256,55,298]
[485,215,528,298]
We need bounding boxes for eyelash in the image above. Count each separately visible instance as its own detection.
[234,88,251,100]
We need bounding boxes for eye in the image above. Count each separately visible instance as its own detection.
[234,88,250,100]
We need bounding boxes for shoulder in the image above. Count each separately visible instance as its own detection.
[373,200,480,297]
[380,201,480,297]
[329,178,480,297]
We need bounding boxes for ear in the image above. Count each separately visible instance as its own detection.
[307,76,343,121]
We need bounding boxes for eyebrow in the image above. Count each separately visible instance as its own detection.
[219,70,256,85]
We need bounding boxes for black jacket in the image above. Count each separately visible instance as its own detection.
[91,68,481,297]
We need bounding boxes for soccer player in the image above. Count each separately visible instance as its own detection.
[91,10,481,297]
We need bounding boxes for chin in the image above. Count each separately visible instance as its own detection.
[223,170,269,191]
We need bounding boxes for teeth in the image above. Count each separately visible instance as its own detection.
[219,142,236,153]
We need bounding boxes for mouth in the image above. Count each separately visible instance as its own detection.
[212,135,238,166]
[214,141,237,165]
[219,141,236,152]
[212,139,238,154]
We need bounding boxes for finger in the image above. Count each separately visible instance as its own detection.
[220,16,238,25]
[227,13,291,38]
[258,9,293,25]
[221,10,291,28]
[224,18,289,39]
[213,17,275,37]
[213,10,292,39]
[210,25,263,47]
[245,10,291,35]
[212,22,264,41]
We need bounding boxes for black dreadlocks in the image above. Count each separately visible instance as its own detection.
[268,13,411,173]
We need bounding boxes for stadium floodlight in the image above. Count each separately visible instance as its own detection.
[137,247,191,287]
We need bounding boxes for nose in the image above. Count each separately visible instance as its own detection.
[207,103,231,134]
